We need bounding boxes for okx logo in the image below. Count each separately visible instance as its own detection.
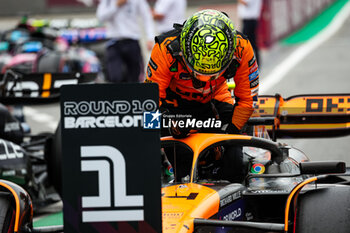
[143,110,161,129]
[80,145,144,222]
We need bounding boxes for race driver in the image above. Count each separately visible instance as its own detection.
[145,9,259,183]
[145,9,259,138]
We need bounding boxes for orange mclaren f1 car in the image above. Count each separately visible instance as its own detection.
[1,93,350,233]
[159,93,350,233]
[160,133,349,233]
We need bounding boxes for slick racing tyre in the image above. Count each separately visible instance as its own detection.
[37,52,61,73]
[295,186,350,233]
[0,195,15,233]
[45,121,62,197]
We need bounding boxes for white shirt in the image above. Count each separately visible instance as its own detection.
[153,0,187,34]
[96,0,155,41]
[237,0,262,20]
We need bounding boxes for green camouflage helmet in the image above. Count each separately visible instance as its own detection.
[180,9,237,76]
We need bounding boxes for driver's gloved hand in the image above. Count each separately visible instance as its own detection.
[169,120,191,139]
[161,108,192,138]
[226,123,241,134]
[221,145,245,183]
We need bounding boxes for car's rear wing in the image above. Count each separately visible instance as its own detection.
[249,94,350,139]
[0,70,97,104]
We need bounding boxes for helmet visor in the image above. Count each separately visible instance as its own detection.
[182,54,235,82]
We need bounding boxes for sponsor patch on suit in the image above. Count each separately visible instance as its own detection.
[248,56,256,67]
[249,70,259,81]
[149,58,158,71]
[250,77,259,88]
[147,66,152,77]
[249,62,258,73]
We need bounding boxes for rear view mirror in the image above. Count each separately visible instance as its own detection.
[300,161,346,175]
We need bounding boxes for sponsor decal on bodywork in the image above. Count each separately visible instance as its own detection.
[220,192,242,208]
[251,163,265,174]
[305,97,349,113]
[250,189,289,194]
[4,122,21,132]
[164,192,199,200]
[162,212,184,220]
[0,139,24,160]
[218,199,244,221]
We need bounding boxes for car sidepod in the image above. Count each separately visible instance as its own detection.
[162,183,220,233]
[162,182,248,233]
[0,179,33,233]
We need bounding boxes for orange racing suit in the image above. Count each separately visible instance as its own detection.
[145,28,259,132]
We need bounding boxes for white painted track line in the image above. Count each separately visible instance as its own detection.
[260,0,350,94]
[23,107,58,131]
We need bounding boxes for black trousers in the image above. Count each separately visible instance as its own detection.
[105,39,144,83]
[243,19,260,66]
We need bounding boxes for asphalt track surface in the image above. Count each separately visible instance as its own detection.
[261,0,350,163]
[1,0,350,227]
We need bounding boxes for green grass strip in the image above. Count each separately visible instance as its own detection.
[33,212,63,227]
[282,0,349,44]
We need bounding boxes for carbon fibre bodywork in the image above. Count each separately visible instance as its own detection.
[0,179,33,233]
[160,133,350,233]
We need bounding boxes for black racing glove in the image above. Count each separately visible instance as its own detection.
[169,119,191,139]
[226,123,241,134]
[161,107,192,139]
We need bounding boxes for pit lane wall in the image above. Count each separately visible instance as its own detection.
[258,0,336,48]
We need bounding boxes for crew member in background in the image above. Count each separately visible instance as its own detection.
[152,0,187,34]
[145,10,259,182]
[96,0,155,83]
[238,0,262,66]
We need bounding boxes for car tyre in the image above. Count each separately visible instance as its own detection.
[295,186,350,233]
[45,121,62,197]
[0,195,15,233]
[37,52,61,73]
